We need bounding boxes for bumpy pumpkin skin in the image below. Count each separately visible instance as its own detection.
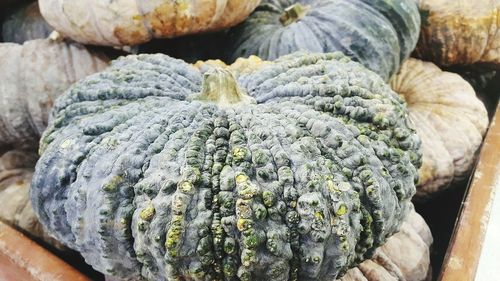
[0,150,65,249]
[390,58,488,200]
[338,208,432,281]
[105,208,432,281]
[0,38,109,149]
[32,52,421,281]
[226,0,421,81]
[38,0,260,46]
[415,0,500,67]
[1,2,53,43]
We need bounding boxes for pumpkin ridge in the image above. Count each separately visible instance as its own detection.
[312,2,397,75]
[209,114,231,280]
[130,107,212,280]
[217,114,241,280]
[236,110,296,281]
[240,109,296,281]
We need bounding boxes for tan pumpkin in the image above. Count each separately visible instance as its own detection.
[0,149,64,249]
[415,0,500,67]
[390,58,489,200]
[38,0,260,46]
[0,38,109,149]
[339,208,432,281]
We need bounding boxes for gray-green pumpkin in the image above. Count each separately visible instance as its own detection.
[32,52,421,281]
[225,0,421,81]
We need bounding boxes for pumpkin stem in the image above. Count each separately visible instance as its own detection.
[280,3,309,26]
[197,68,254,106]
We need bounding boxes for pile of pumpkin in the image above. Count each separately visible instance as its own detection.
[0,0,497,280]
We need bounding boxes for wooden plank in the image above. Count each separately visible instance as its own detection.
[0,221,91,281]
[439,103,500,281]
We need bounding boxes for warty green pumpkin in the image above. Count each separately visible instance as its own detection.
[38,0,261,46]
[0,38,109,150]
[225,0,421,81]
[32,52,421,281]
[390,58,489,200]
[1,2,53,43]
[415,0,500,67]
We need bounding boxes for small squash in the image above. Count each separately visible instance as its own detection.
[38,0,261,46]
[1,2,53,43]
[0,149,64,249]
[0,38,109,149]
[390,58,489,200]
[225,0,421,81]
[32,52,421,280]
[415,0,500,67]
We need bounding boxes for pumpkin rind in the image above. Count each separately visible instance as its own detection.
[1,2,53,43]
[32,52,421,280]
[338,208,432,281]
[38,0,261,46]
[415,0,500,67]
[104,207,432,281]
[0,149,64,249]
[390,58,488,200]
[225,0,421,81]
[0,38,109,149]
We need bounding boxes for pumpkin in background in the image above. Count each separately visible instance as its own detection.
[390,58,489,200]
[38,0,260,46]
[0,149,65,249]
[0,38,109,150]
[415,0,500,67]
[225,0,421,81]
[1,2,53,43]
[32,52,421,280]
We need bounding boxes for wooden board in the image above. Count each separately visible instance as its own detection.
[439,103,500,281]
[0,221,91,281]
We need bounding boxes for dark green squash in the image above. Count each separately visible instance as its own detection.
[1,2,53,43]
[225,0,421,81]
[32,52,421,281]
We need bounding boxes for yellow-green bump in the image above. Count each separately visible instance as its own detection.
[140,204,156,221]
